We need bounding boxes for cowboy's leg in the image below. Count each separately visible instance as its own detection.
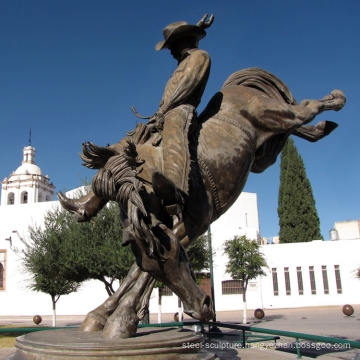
[162,106,193,194]
[153,105,195,200]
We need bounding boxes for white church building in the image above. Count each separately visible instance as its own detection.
[1,145,359,319]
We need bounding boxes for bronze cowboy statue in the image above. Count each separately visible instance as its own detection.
[57,14,346,339]
[58,14,214,226]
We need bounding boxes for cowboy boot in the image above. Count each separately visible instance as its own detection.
[57,191,107,222]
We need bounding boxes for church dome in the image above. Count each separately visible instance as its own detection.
[14,163,43,178]
[10,146,43,180]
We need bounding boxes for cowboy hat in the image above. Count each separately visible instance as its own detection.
[155,21,206,51]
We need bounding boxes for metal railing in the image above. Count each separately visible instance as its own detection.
[202,321,360,358]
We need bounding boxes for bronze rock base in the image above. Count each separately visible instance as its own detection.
[7,327,215,360]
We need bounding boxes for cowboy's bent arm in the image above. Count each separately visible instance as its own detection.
[156,50,211,117]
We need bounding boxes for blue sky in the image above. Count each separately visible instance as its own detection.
[1,0,359,239]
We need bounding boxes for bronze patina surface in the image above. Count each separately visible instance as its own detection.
[57,14,346,340]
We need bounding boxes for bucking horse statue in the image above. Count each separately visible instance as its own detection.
[57,67,345,338]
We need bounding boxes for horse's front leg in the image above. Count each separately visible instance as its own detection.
[102,269,155,338]
[80,262,148,332]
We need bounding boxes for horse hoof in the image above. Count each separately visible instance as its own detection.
[102,313,139,339]
[79,312,106,332]
[331,89,345,98]
[331,90,346,110]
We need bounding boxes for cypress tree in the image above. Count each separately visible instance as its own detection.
[278,137,322,243]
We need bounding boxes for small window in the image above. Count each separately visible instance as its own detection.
[0,263,4,290]
[7,193,15,205]
[297,266,304,295]
[0,251,6,290]
[21,191,28,204]
[334,265,342,294]
[322,265,329,294]
[222,280,243,295]
[272,268,279,296]
[284,267,291,295]
[309,266,316,295]
[38,193,44,202]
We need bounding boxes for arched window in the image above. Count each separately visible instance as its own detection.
[21,191,28,204]
[46,194,51,201]
[38,193,44,202]
[7,192,15,205]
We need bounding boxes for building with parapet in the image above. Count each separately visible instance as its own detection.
[0,144,359,320]
[329,220,360,241]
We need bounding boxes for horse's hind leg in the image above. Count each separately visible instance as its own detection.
[270,89,346,134]
[298,90,346,119]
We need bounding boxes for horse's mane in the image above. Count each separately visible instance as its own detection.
[222,67,298,105]
[81,140,168,262]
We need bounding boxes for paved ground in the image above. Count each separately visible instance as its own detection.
[1,305,359,359]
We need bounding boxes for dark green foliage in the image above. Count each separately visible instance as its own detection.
[278,138,323,243]
[60,201,134,295]
[223,235,267,292]
[187,234,210,275]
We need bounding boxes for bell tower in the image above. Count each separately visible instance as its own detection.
[1,146,55,206]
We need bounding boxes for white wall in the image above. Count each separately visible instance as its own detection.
[260,240,360,309]
[0,198,109,316]
[1,190,359,319]
[334,220,360,240]
[208,192,263,312]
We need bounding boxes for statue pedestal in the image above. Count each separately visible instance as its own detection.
[7,327,215,360]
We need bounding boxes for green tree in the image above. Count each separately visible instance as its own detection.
[64,202,134,295]
[19,209,82,326]
[20,197,134,325]
[223,235,267,324]
[63,184,134,295]
[278,137,323,243]
[187,234,210,277]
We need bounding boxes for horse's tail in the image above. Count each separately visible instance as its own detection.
[89,141,168,262]
[222,67,298,105]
